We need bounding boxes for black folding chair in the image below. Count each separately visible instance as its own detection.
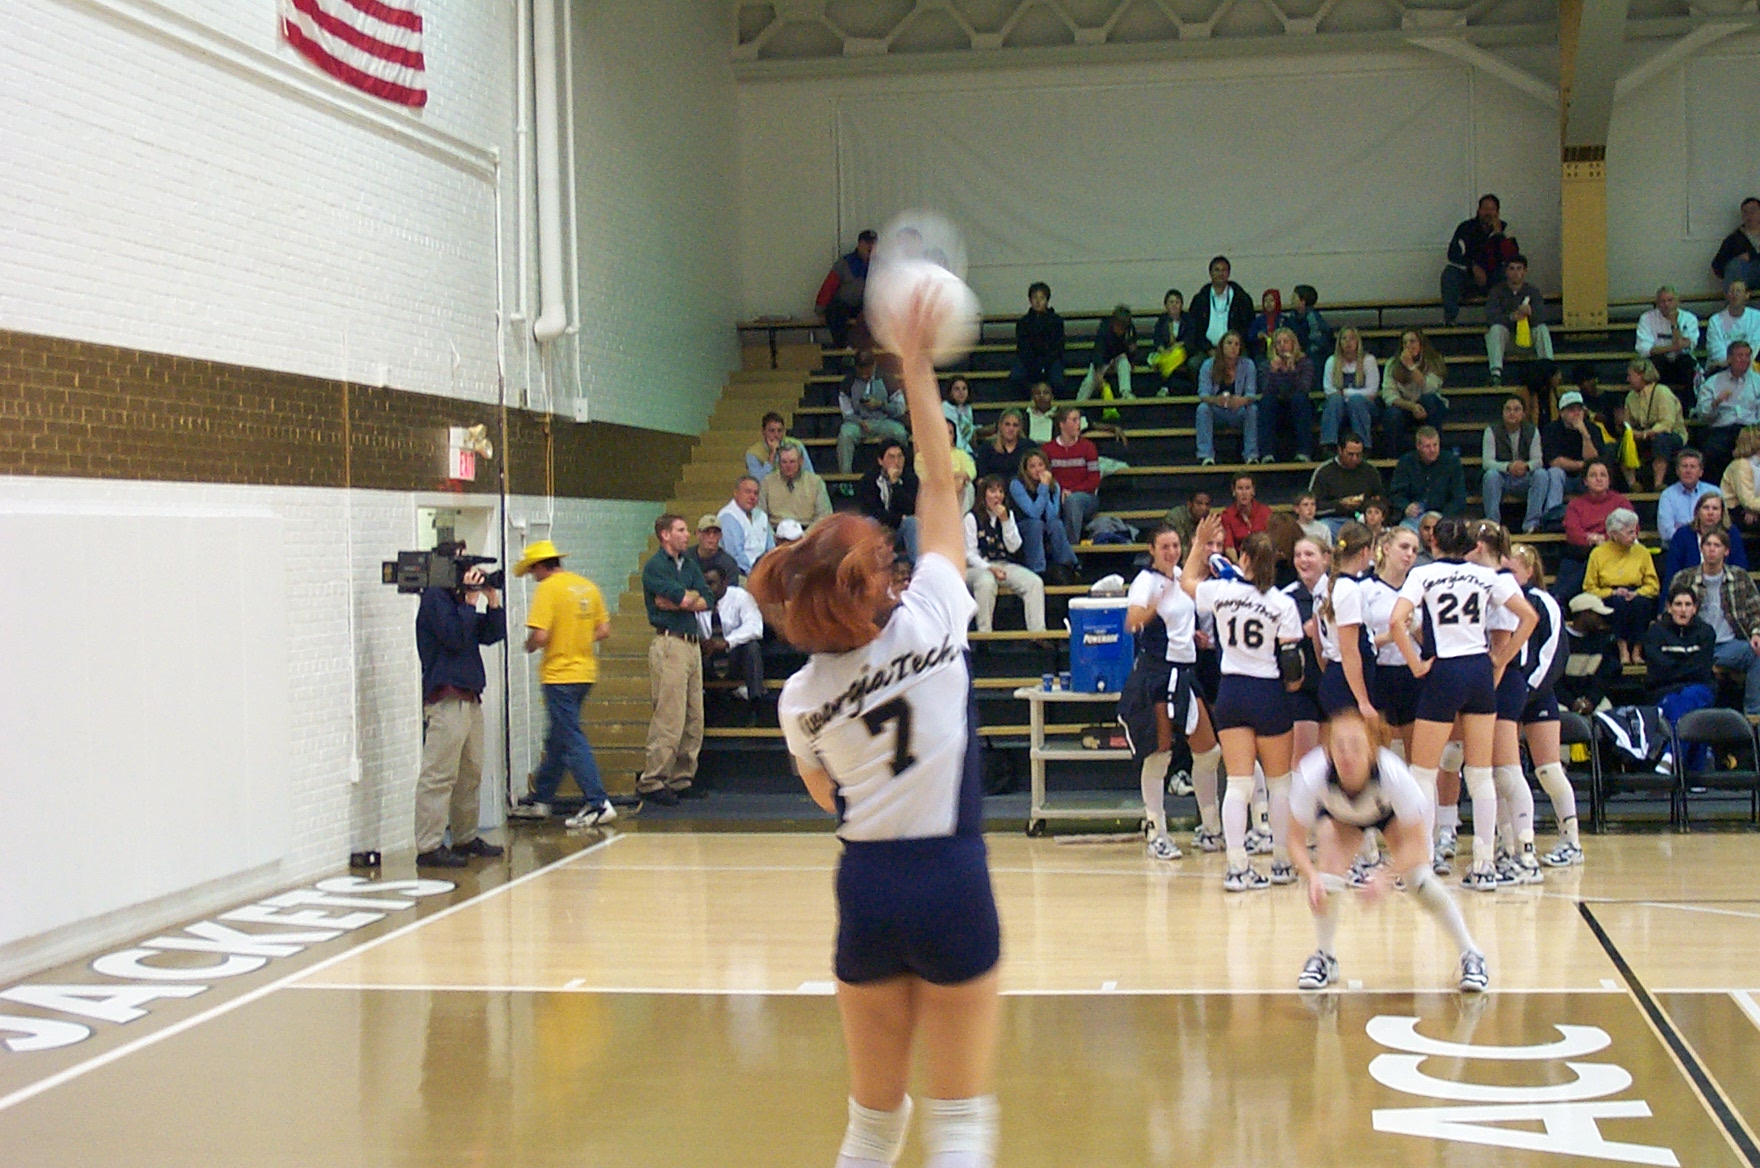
[1557,710,1603,833]
[1672,708,1760,828]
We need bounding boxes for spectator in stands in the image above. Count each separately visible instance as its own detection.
[1560,459,1629,599]
[815,229,875,348]
[1634,285,1701,393]
[638,515,711,806]
[745,412,806,482]
[965,476,1046,633]
[1583,508,1659,664]
[1560,593,1622,715]
[1163,489,1212,549]
[1657,448,1717,544]
[1362,497,1392,547]
[1543,390,1614,495]
[1258,326,1315,463]
[856,438,920,560]
[758,445,832,533]
[1484,254,1553,386]
[1011,281,1068,395]
[1078,305,1138,403]
[1150,288,1196,395]
[942,375,975,455]
[1711,197,1760,290]
[1010,449,1080,582]
[1481,395,1556,533]
[775,518,805,546]
[1695,340,1760,481]
[1662,492,1748,585]
[1320,327,1378,456]
[1287,284,1334,371]
[1044,406,1101,546]
[1390,426,1466,529]
[1307,433,1383,530]
[1292,492,1331,548]
[1413,510,1440,565]
[698,564,765,724]
[835,349,909,474]
[1623,359,1687,491]
[1382,329,1448,457]
[916,418,977,512]
[1441,193,1518,326]
[1024,379,1059,444]
[1521,360,1563,426]
[1218,472,1270,552]
[976,408,1027,481]
[1721,426,1760,534]
[1246,289,1281,358]
[1195,330,1259,465]
[1644,586,1717,730]
[1668,528,1760,716]
[717,476,774,577]
[1706,280,1760,372]
[688,514,741,586]
[1188,255,1253,357]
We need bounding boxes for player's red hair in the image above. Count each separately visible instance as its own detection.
[747,512,894,655]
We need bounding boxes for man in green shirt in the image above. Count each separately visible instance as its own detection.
[640,513,712,805]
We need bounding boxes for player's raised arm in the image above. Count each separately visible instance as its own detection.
[893,289,964,568]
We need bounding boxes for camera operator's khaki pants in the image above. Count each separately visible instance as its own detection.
[416,696,483,852]
[641,633,702,792]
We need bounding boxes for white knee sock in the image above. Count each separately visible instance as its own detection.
[1252,767,1270,834]
[838,1097,913,1168]
[1405,864,1479,956]
[1223,775,1254,868]
[1534,761,1578,846]
[1494,763,1535,853]
[1192,746,1223,835]
[1314,872,1349,954]
[1464,766,1497,867]
[922,1095,998,1168]
[1265,772,1292,865]
[1140,751,1170,838]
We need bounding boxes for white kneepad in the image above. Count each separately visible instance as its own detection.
[840,1097,913,1166]
[923,1095,998,1162]
[1439,739,1465,773]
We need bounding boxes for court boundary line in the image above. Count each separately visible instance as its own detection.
[0,833,626,1116]
[1579,902,1760,1168]
[284,981,1628,997]
[1733,992,1760,1036]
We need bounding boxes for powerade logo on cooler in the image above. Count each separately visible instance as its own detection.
[1082,629,1120,645]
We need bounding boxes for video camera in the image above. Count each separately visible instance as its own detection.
[382,549,504,595]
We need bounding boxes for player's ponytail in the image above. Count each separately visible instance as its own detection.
[748,513,894,654]
[1238,532,1278,593]
[1430,516,1477,559]
[1318,522,1373,627]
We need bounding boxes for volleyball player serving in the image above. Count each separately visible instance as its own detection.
[1181,517,1305,890]
[1287,710,1490,993]
[752,287,1000,1168]
[1387,517,1538,893]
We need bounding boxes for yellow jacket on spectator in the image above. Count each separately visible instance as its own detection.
[1583,541,1660,598]
[1721,454,1760,514]
[1624,383,1686,441]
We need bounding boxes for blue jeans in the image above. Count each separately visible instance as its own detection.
[1482,467,1561,531]
[1061,490,1098,546]
[1016,512,1078,572]
[1259,389,1314,460]
[1196,401,1258,461]
[1319,393,1375,449]
[1714,638,1760,715]
[896,515,919,561]
[1381,395,1449,456]
[533,682,606,805]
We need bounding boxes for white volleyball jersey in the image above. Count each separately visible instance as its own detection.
[1485,570,1521,647]
[779,553,977,843]
[1312,573,1365,664]
[1194,578,1302,679]
[1359,575,1414,667]
[1397,559,1520,660]
[1155,579,1199,664]
[1290,746,1426,830]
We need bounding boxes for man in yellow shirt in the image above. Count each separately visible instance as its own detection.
[509,540,615,828]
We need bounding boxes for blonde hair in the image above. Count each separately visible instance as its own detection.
[1732,426,1760,462]
[1507,542,1546,590]
[1627,358,1660,386]
[1392,329,1445,387]
[1330,327,1365,390]
[1318,522,1373,627]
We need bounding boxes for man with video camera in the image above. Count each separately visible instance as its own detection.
[414,540,507,868]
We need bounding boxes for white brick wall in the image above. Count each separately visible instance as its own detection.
[0,475,666,971]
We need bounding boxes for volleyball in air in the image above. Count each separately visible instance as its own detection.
[864,212,982,366]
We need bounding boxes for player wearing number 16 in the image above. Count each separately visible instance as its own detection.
[751,273,1001,1168]
[1181,515,1306,892]
[1387,516,1537,892]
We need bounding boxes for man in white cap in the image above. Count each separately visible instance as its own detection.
[509,539,616,827]
[775,517,805,544]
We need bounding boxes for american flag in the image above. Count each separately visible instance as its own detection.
[280,0,427,109]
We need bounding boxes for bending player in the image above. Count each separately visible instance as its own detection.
[754,286,999,1168]
[1287,709,1490,992]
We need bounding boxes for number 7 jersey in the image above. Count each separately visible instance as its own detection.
[1396,559,1521,660]
[779,552,980,842]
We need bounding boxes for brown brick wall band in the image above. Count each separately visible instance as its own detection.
[0,328,694,500]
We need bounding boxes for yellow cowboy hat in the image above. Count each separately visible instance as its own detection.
[513,539,568,577]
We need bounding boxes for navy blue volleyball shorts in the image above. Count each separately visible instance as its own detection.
[1372,662,1421,727]
[1212,674,1294,737]
[1414,653,1498,724]
[1521,686,1559,726]
[835,834,1001,986]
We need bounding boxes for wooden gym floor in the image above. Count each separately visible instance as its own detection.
[3,826,1759,1167]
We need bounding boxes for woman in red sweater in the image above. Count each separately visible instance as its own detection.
[1044,406,1102,548]
[1560,459,1631,598]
